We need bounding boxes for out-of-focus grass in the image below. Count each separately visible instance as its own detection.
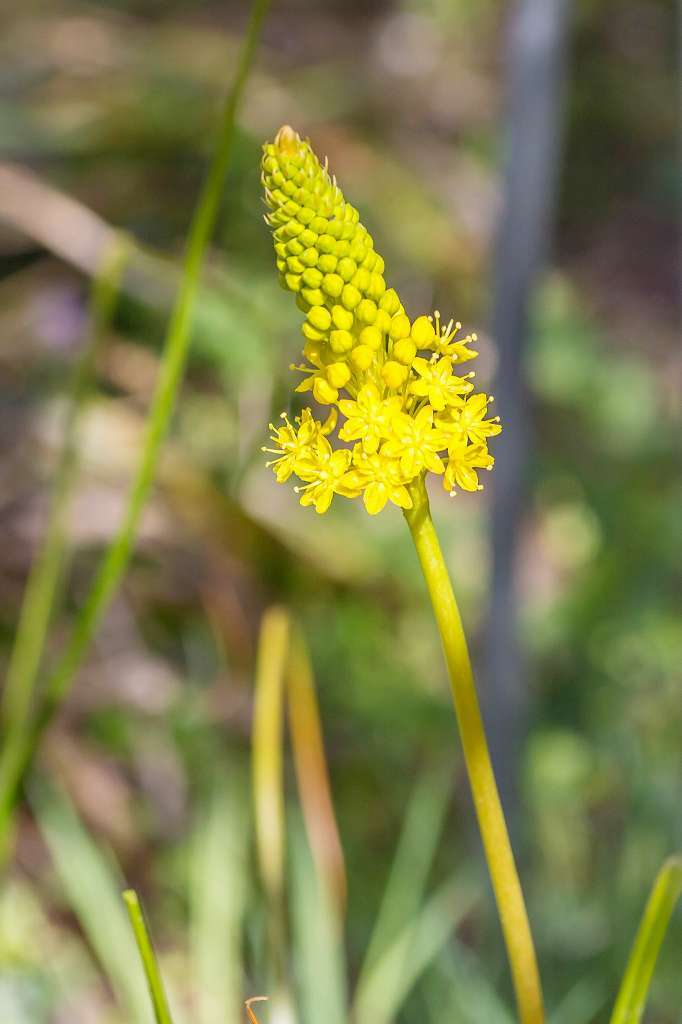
[31,783,155,1024]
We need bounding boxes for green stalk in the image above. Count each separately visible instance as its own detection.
[610,856,682,1024]
[0,0,270,845]
[403,475,544,1024]
[123,889,175,1024]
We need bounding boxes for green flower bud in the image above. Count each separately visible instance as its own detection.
[302,267,323,288]
[356,299,377,325]
[359,325,382,350]
[380,289,401,315]
[301,287,325,306]
[332,306,354,331]
[318,254,338,273]
[411,315,436,347]
[337,257,357,282]
[307,305,332,331]
[322,273,344,298]
[302,322,326,342]
[329,329,354,354]
[342,284,361,310]
[389,314,412,341]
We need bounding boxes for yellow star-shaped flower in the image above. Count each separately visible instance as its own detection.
[410,357,474,412]
[443,442,494,494]
[295,436,357,514]
[344,448,413,515]
[338,384,402,453]
[381,407,447,477]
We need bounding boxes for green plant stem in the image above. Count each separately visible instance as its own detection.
[610,855,682,1024]
[0,0,270,847]
[123,890,175,1024]
[403,475,544,1024]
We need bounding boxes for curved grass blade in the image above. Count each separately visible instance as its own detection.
[356,766,451,986]
[252,607,291,1008]
[353,875,476,1024]
[123,890,175,1024]
[286,624,346,919]
[31,783,153,1023]
[189,768,249,1024]
[290,821,348,1024]
[610,855,682,1024]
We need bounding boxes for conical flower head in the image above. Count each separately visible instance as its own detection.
[262,126,405,377]
[261,126,501,514]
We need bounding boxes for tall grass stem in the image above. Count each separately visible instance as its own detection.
[123,889,175,1024]
[403,475,544,1024]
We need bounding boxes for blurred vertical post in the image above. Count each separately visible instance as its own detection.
[486,0,572,825]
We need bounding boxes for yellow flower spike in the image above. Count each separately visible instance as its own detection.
[261,125,501,517]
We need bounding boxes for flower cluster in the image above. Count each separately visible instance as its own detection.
[262,126,501,514]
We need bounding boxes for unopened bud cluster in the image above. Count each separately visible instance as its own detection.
[262,126,501,515]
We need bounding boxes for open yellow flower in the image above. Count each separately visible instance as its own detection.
[294,436,357,513]
[262,409,320,483]
[410,356,474,412]
[338,384,401,453]
[381,407,447,477]
[444,441,495,494]
[344,449,412,515]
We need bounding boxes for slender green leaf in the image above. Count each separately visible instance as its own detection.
[357,766,451,986]
[31,784,153,1023]
[290,822,348,1024]
[610,855,682,1024]
[189,769,249,1024]
[353,875,475,1024]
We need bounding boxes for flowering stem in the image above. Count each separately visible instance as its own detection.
[403,475,544,1024]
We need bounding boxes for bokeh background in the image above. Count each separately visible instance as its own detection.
[0,1,680,1021]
